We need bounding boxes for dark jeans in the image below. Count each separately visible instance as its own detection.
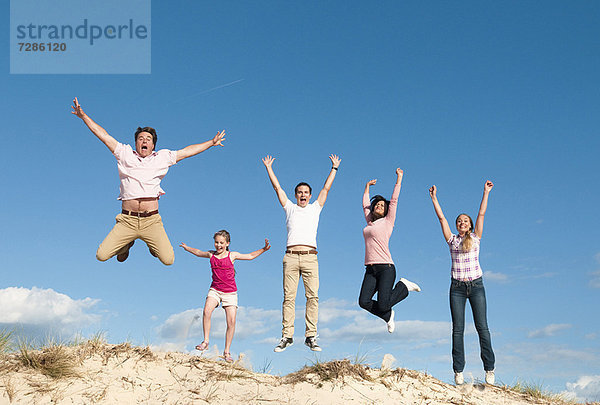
[358,264,408,322]
[449,277,495,372]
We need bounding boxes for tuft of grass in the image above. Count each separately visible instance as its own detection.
[510,380,572,403]
[18,339,80,379]
[256,358,273,374]
[0,330,14,353]
[284,359,373,385]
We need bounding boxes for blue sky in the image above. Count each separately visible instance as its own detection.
[2,1,599,401]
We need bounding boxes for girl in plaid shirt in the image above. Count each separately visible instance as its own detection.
[429,181,496,386]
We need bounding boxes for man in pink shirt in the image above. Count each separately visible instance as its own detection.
[71,97,225,265]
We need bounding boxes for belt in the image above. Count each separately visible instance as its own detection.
[286,249,318,255]
[121,209,159,217]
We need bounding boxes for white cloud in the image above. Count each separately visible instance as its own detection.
[0,287,100,338]
[484,271,508,283]
[527,323,572,338]
[317,299,449,342]
[156,306,280,343]
[562,375,600,403]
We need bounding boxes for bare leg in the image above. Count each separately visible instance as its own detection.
[223,305,237,355]
[202,297,219,345]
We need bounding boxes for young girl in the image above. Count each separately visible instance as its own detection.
[359,168,421,333]
[429,181,496,385]
[180,230,270,362]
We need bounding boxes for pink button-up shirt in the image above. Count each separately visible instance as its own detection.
[113,143,177,201]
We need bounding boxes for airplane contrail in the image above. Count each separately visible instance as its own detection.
[168,79,244,105]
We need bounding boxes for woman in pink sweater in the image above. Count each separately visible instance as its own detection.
[359,168,421,333]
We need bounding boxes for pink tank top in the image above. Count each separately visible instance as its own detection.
[209,253,237,293]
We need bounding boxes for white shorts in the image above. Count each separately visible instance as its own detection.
[207,288,238,308]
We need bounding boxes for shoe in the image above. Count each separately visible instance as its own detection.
[195,342,209,351]
[222,352,234,363]
[387,309,395,333]
[274,337,293,352]
[485,370,495,385]
[117,241,135,262]
[305,336,322,352]
[401,278,421,292]
[454,371,464,385]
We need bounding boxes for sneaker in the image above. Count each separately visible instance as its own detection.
[454,371,464,385]
[387,309,395,333]
[117,241,135,262]
[401,278,421,292]
[304,336,322,352]
[485,370,495,385]
[274,337,293,353]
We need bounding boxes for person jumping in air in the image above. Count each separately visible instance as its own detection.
[262,154,341,353]
[180,230,270,362]
[359,168,421,333]
[429,181,496,386]
[71,97,225,265]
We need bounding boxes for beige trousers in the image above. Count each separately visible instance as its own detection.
[282,253,319,338]
[96,213,174,265]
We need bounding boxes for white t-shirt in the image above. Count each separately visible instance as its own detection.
[283,199,322,248]
[113,142,178,200]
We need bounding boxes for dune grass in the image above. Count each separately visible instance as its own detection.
[508,380,576,404]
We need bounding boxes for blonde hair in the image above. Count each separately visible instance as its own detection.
[456,214,474,252]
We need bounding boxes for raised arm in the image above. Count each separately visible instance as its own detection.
[363,179,376,221]
[176,130,225,163]
[262,156,288,207]
[429,185,452,241]
[231,239,271,261]
[474,180,493,238]
[179,243,211,258]
[317,154,341,206]
[71,97,118,153]
[385,168,404,223]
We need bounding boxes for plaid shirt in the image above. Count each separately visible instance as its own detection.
[447,233,483,281]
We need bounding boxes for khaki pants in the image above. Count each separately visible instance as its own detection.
[282,253,319,338]
[96,213,174,265]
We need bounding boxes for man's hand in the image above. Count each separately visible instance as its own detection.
[262,155,275,168]
[212,130,226,147]
[71,97,85,119]
[329,154,341,169]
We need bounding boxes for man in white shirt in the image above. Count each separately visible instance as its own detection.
[72,97,225,265]
[262,154,341,352]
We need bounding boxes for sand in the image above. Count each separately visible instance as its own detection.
[0,342,581,404]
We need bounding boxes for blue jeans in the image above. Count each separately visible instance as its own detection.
[449,277,495,372]
[358,264,408,321]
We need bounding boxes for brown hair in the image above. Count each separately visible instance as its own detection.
[456,214,474,251]
[213,229,231,250]
[134,127,157,150]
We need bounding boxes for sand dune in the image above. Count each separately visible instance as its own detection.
[0,342,583,404]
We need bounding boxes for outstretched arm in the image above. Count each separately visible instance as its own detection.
[176,130,225,163]
[71,97,118,153]
[363,179,376,221]
[474,180,493,238]
[429,185,452,241]
[317,154,341,206]
[231,239,271,261]
[262,156,288,207]
[179,243,211,258]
